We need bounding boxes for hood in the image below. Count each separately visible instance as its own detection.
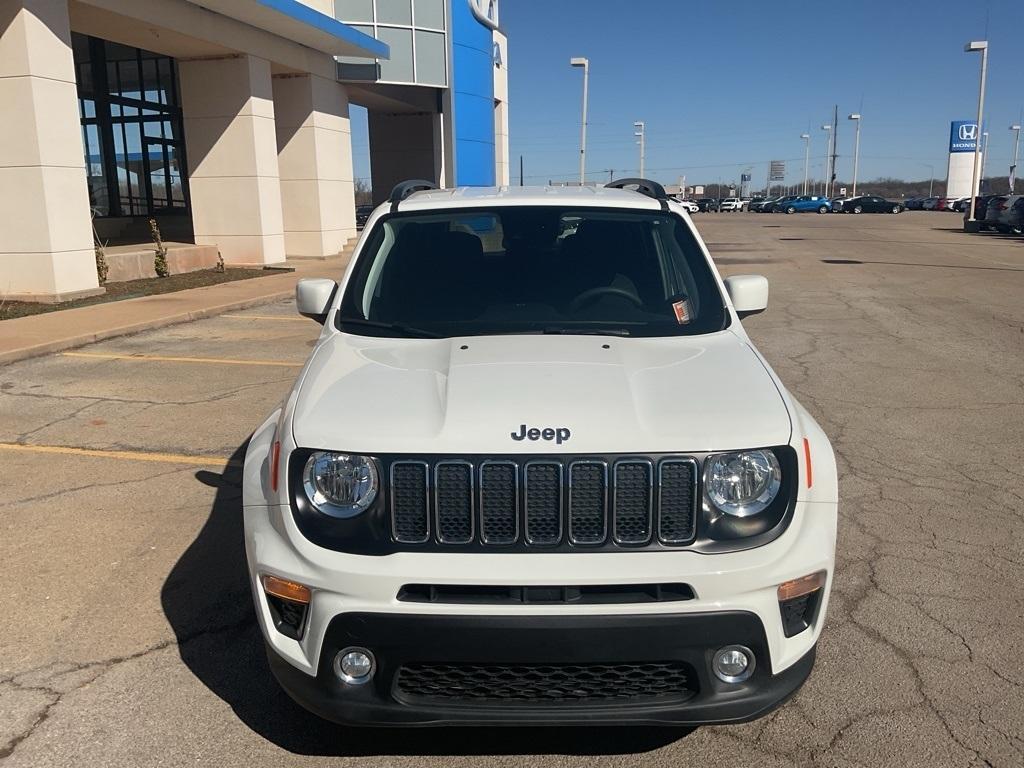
[291,331,791,455]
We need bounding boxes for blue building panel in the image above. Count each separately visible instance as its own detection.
[450,0,495,187]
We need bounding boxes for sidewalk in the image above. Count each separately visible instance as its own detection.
[0,257,349,365]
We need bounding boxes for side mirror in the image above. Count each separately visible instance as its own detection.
[296,278,337,323]
[723,274,769,319]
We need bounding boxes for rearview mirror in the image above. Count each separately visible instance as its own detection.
[723,275,769,319]
[296,278,337,323]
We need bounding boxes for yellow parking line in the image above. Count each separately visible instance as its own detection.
[223,314,309,323]
[0,442,238,467]
[61,351,303,367]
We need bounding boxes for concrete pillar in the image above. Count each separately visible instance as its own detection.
[0,0,101,302]
[272,74,356,258]
[178,55,285,265]
[368,111,441,205]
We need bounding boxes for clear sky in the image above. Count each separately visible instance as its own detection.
[353,0,1023,189]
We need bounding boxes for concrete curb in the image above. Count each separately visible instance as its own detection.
[0,287,296,366]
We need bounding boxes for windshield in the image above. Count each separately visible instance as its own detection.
[337,206,729,339]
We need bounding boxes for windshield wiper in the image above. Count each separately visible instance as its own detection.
[541,327,632,337]
[338,318,442,339]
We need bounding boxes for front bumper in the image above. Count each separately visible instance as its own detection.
[267,611,816,726]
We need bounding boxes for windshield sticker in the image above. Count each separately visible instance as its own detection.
[672,299,693,324]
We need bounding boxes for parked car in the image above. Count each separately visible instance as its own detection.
[779,195,832,214]
[697,198,719,212]
[962,196,997,229]
[355,204,374,229]
[990,195,1023,233]
[674,198,700,213]
[720,197,744,212]
[947,196,969,212]
[768,195,800,213]
[903,197,925,210]
[829,197,848,212]
[754,197,782,213]
[1007,196,1024,234]
[746,197,767,212]
[921,197,940,210]
[837,195,904,214]
[246,178,838,727]
[982,195,1009,230]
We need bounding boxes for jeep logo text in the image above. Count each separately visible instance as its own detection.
[510,424,571,444]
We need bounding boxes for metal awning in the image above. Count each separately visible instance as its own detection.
[184,0,389,59]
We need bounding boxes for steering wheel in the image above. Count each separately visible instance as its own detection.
[569,286,643,312]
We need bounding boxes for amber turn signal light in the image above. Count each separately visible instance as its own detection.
[777,571,826,602]
[262,574,311,604]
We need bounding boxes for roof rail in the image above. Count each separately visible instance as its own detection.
[605,178,670,210]
[389,179,438,212]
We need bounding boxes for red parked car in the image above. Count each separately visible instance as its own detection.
[936,197,954,211]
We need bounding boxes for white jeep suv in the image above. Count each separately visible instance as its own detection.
[243,178,838,727]
[719,197,744,212]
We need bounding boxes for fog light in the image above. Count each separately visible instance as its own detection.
[713,645,755,683]
[334,647,375,685]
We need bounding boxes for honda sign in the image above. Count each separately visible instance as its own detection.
[950,121,980,153]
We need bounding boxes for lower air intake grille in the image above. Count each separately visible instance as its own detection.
[394,661,697,704]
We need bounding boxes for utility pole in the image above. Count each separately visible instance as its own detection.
[848,114,862,196]
[634,121,646,177]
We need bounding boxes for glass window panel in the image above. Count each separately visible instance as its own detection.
[142,59,159,102]
[149,145,168,207]
[335,0,374,22]
[376,26,413,82]
[143,120,164,138]
[414,0,445,29]
[122,105,138,117]
[159,59,174,104]
[81,99,96,119]
[117,59,141,99]
[110,103,121,117]
[376,0,411,25]
[414,30,446,85]
[337,25,378,65]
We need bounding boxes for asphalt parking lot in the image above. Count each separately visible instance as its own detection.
[1,211,1022,767]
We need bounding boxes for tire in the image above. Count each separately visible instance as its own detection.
[853,205,863,214]
[786,206,796,214]
[891,205,901,214]
[818,205,828,214]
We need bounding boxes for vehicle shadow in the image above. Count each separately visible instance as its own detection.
[160,441,694,757]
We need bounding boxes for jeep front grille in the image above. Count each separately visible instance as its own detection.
[389,456,697,549]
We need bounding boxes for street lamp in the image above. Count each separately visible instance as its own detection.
[634,121,646,178]
[981,131,989,184]
[1011,124,1022,193]
[821,124,832,196]
[800,134,810,194]
[570,57,589,185]
[964,40,988,229]
[848,114,862,196]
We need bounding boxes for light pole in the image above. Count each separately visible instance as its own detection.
[922,163,935,198]
[981,131,989,186]
[800,133,810,194]
[964,40,988,229]
[570,57,589,185]
[848,114,861,196]
[634,121,646,177]
[821,124,832,196]
[1011,124,1022,192]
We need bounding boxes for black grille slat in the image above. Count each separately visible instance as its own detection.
[480,462,517,545]
[391,462,429,544]
[388,456,699,550]
[525,463,562,545]
[613,462,653,544]
[658,461,696,544]
[395,661,696,704]
[569,462,606,544]
[435,462,474,544]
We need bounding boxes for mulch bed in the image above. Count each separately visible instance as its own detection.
[1,268,287,321]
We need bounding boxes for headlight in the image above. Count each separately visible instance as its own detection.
[704,450,781,517]
[302,452,378,517]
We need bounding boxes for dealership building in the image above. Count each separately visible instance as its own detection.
[0,0,508,302]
